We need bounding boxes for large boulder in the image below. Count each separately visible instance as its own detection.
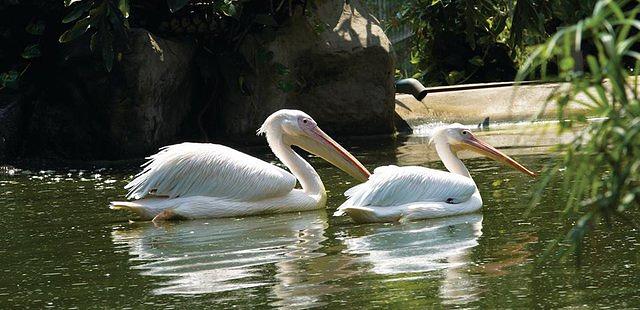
[105,28,197,157]
[26,28,197,159]
[218,0,395,141]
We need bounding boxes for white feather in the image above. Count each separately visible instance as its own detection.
[110,189,318,220]
[124,142,296,200]
[340,165,476,208]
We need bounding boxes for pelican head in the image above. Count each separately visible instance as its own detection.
[433,124,537,177]
[258,109,371,182]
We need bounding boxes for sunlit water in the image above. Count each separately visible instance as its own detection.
[1,123,639,308]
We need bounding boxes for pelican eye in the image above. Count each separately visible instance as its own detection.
[461,130,470,136]
[303,119,308,124]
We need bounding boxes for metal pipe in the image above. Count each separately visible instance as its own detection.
[396,79,544,100]
[395,78,428,101]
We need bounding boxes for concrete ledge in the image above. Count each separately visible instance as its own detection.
[395,82,594,130]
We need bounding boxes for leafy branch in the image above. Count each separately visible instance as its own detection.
[59,0,130,72]
[519,0,640,259]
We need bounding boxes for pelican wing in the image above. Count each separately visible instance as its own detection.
[341,165,476,208]
[125,143,296,200]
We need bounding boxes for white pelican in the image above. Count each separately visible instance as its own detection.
[334,124,536,223]
[110,109,370,221]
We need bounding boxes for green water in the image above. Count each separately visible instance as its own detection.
[1,125,639,308]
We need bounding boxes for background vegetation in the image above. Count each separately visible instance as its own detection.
[389,0,598,85]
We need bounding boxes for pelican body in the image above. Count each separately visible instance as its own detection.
[110,110,370,221]
[335,124,536,223]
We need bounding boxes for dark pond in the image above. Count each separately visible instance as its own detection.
[1,123,638,308]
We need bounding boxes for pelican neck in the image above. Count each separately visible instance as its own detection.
[266,131,326,197]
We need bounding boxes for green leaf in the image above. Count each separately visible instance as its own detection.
[58,17,91,43]
[238,76,246,94]
[274,63,289,76]
[118,0,130,18]
[445,70,463,85]
[256,48,273,64]
[276,80,294,93]
[560,57,575,71]
[108,4,128,37]
[64,0,84,6]
[221,1,237,17]
[25,20,45,35]
[166,0,189,13]
[468,56,484,67]
[0,70,20,89]
[410,51,420,65]
[21,43,41,59]
[89,32,99,52]
[102,32,114,72]
[63,1,91,24]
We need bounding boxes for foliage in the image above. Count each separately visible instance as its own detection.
[57,0,252,72]
[394,0,596,86]
[0,0,309,94]
[59,0,129,72]
[0,4,51,91]
[518,0,640,259]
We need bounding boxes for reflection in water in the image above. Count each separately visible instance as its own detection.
[397,121,576,166]
[111,211,329,305]
[340,214,483,305]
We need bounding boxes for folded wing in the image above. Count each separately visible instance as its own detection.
[341,165,476,208]
[125,143,296,200]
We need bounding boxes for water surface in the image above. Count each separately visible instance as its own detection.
[1,123,639,308]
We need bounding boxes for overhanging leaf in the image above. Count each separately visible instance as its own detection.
[21,44,41,59]
[65,0,84,6]
[468,56,484,66]
[221,1,237,17]
[102,32,114,72]
[118,0,130,18]
[274,63,289,76]
[256,48,273,64]
[59,17,91,43]
[25,20,45,35]
[63,2,91,24]
[90,32,99,52]
[0,70,19,89]
[276,80,294,93]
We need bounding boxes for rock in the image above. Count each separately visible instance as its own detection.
[27,94,104,159]
[0,98,23,161]
[26,28,197,159]
[106,28,197,157]
[217,0,395,141]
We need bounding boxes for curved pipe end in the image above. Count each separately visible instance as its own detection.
[395,78,428,101]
